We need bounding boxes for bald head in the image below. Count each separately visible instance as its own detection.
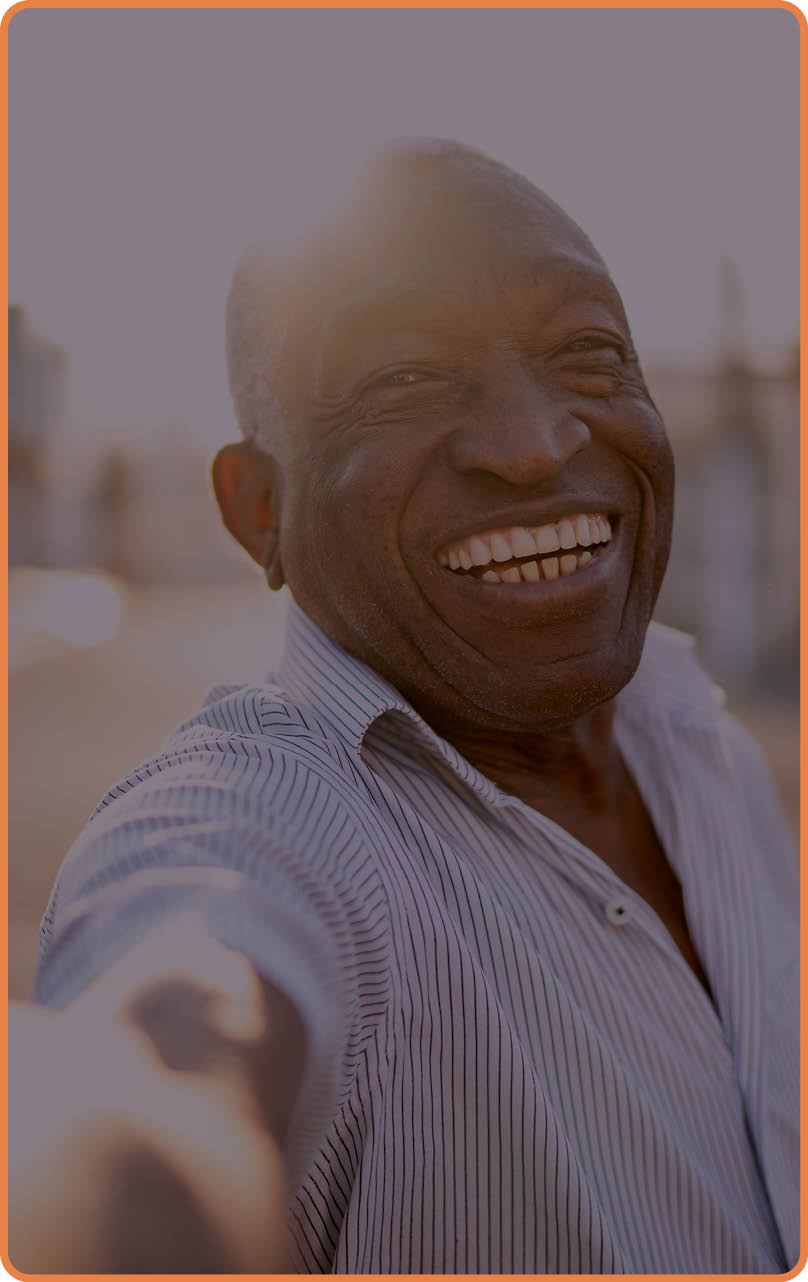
[225,139,604,455]
[216,136,670,735]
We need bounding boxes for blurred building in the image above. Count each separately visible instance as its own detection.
[649,262,798,694]
[110,422,250,585]
[49,423,249,585]
[8,305,67,566]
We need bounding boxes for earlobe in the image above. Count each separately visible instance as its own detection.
[212,442,285,589]
[261,527,284,591]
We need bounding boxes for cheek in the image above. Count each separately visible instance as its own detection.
[282,446,412,588]
[318,434,434,530]
[610,406,674,587]
[594,399,674,495]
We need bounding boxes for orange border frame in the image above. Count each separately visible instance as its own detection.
[1,3,804,1281]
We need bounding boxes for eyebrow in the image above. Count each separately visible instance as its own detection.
[311,285,467,394]
[313,262,626,383]
[318,286,462,353]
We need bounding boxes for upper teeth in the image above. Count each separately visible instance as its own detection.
[438,513,612,571]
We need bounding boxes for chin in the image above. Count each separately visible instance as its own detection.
[446,627,648,733]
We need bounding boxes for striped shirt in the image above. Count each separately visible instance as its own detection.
[36,600,798,1273]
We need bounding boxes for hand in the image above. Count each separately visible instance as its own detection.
[9,914,302,1273]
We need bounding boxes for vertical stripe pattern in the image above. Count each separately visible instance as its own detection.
[35,603,798,1272]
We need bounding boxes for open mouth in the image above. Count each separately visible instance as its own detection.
[437,512,614,585]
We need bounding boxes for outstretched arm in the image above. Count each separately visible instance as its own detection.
[9,917,305,1273]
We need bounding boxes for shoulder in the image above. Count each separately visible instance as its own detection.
[49,680,388,920]
[40,681,395,997]
[716,710,796,868]
[631,625,796,883]
[89,681,363,824]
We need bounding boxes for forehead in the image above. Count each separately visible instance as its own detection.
[284,175,621,372]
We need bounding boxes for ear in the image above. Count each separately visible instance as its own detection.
[212,442,285,590]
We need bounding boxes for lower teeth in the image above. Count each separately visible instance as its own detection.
[479,549,594,584]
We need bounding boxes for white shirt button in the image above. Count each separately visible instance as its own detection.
[605,896,633,926]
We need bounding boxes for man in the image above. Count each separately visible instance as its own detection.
[12,140,797,1273]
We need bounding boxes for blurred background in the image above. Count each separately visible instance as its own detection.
[9,10,799,998]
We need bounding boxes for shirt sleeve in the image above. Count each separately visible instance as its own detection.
[33,720,393,1191]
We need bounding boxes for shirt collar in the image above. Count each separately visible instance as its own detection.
[275,598,503,804]
[276,597,430,750]
[617,621,726,728]
[275,598,723,800]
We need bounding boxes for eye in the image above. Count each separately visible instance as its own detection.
[560,334,625,359]
[549,332,629,399]
[363,365,441,393]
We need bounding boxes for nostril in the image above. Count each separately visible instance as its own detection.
[447,412,591,484]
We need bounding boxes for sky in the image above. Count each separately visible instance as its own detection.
[8,8,800,452]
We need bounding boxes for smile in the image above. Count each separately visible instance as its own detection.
[437,513,614,585]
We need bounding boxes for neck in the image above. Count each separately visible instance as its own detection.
[437,701,624,812]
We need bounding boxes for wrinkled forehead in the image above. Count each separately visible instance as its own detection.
[272,157,621,394]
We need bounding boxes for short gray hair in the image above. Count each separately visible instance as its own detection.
[225,245,287,453]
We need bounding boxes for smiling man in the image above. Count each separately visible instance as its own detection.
[23,140,797,1274]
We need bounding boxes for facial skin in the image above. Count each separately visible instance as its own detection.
[215,149,674,742]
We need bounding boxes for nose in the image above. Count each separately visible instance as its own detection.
[446,360,591,487]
